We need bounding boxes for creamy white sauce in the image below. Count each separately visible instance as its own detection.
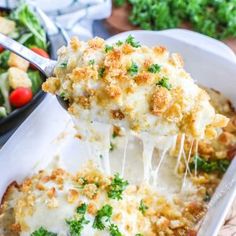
[17,119,198,234]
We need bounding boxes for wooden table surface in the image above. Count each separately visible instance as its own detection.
[106,5,236,54]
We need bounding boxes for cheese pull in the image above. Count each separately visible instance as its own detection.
[43,36,229,139]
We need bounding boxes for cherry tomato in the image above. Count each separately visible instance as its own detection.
[30,47,49,69]
[0,46,5,53]
[9,88,33,108]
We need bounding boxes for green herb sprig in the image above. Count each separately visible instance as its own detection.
[105,45,114,53]
[93,204,113,230]
[66,203,89,236]
[156,77,172,90]
[128,62,138,76]
[58,61,68,68]
[98,67,105,78]
[148,64,161,73]
[109,224,122,236]
[107,173,129,200]
[138,200,148,215]
[88,59,95,66]
[31,227,57,236]
[115,0,236,39]
[189,155,230,173]
[125,35,141,48]
[116,40,123,46]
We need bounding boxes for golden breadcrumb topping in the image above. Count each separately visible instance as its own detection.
[0,162,204,236]
[42,36,229,138]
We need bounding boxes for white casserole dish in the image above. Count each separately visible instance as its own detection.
[0,29,236,236]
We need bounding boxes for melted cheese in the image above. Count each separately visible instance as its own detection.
[2,162,201,236]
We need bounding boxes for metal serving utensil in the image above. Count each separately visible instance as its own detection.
[0,33,68,110]
[0,33,56,77]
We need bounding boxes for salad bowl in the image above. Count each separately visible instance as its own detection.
[0,5,66,134]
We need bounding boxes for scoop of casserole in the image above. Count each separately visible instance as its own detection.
[43,35,228,139]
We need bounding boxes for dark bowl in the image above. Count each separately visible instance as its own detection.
[0,7,52,134]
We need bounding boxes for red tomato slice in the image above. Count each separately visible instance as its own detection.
[9,88,33,108]
[30,47,49,69]
[0,46,5,53]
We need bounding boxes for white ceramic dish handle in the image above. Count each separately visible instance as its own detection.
[158,29,236,62]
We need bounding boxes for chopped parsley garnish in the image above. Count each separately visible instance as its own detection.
[128,62,138,76]
[148,64,161,73]
[116,40,123,46]
[204,192,211,202]
[105,45,114,53]
[66,217,89,236]
[112,132,118,138]
[31,227,57,236]
[135,234,143,236]
[93,204,113,230]
[189,155,230,173]
[125,35,141,48]
[58,61,68,68]
[156,77,172,90]
[59,92,68,101]
[60,92,65,97]
[110,142,115,151]
[77,203,87,215]
[139,200,148,215]
[80,177,88,185]
[76,177,88,189]
[107,173,129,200]
[98,67,105,78]
[88,59,95,66]
[109,224,122,236]
[66,202,89,236]
[99,154,103,159]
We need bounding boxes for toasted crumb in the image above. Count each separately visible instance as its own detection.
[105,84,122,99]
[87,202,97,215]
[212,114,229,128]
[122,44,135,54]
[47,187,56,199]
[88,37,105,49]
[135,72,153,85]
[153,46,168,57]
[67,189,79,203]
[150,87,171,115]
[42,77,60,94]
[70,37,81,51]
[111,109,125,120]
[169,53,184,68]
[10,223,21,233]
[82,184,97,199]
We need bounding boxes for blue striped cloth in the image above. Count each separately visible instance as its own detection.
[0,0,112,40]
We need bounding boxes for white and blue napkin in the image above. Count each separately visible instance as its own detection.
[0,0,112,40]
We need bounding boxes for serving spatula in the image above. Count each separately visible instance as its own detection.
[0,33,68,109]
[0,33,57,77]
